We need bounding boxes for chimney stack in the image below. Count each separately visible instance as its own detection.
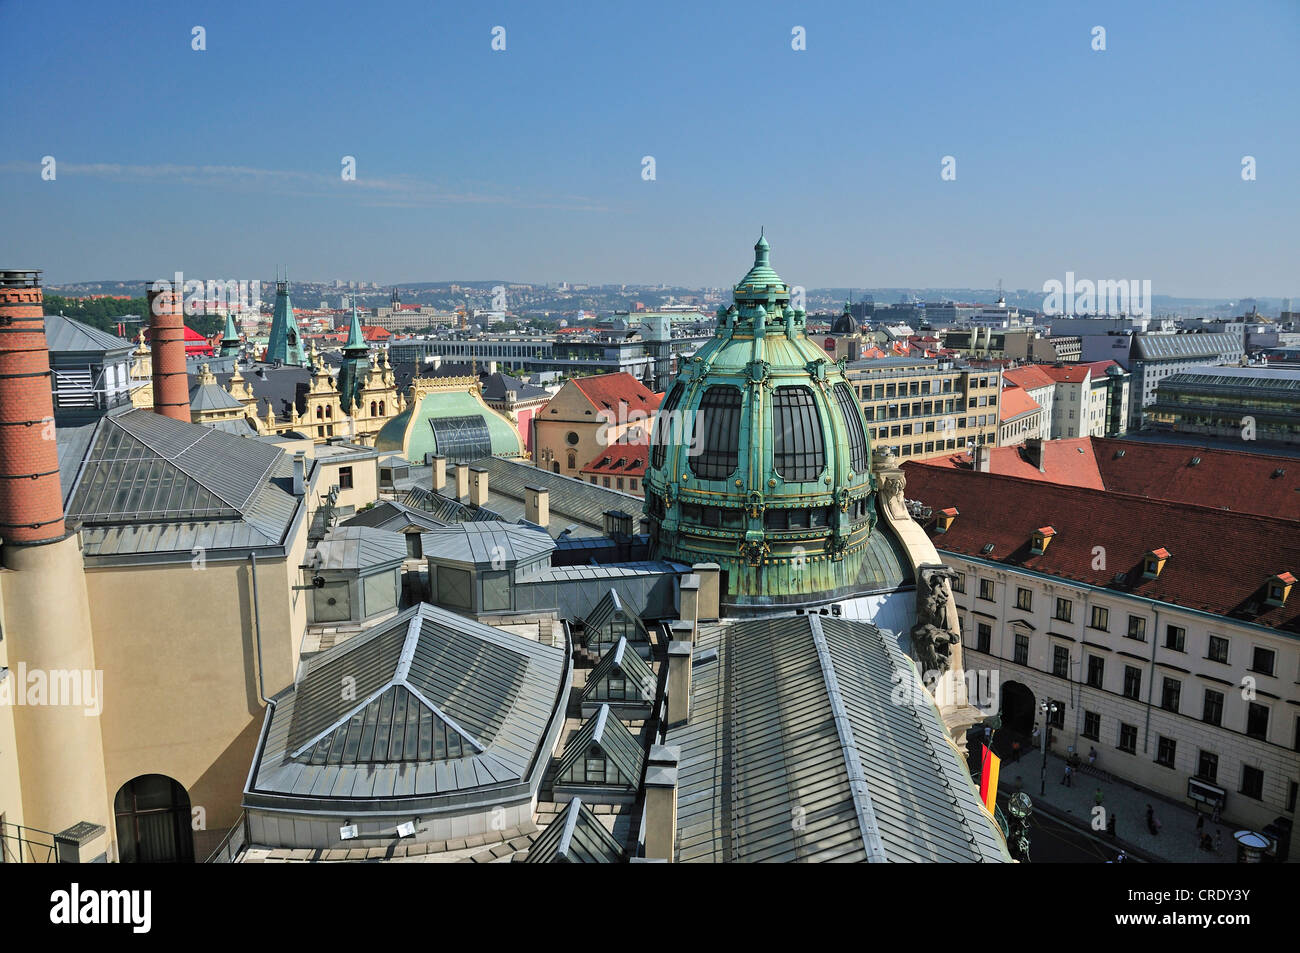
[525,485,550,526]
[1024,437,1045,472]
[292,452,306,495]
[973,444,991,473]
[469,467,489,506]
[454,464,470,500]
[0,270,66,544]
[691,563,721,621]
[431,455,447,493]
[147,281,191,422]
[678,573,700,628]
[643,745,680,862]
[667,640,692,727]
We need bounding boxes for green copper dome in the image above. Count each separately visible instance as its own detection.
[643,234,878,611]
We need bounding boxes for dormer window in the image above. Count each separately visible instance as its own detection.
[1143,548,1171,579]
[1265,572,1295,606]
[1031,526,1056,555]
[935,507,959,533]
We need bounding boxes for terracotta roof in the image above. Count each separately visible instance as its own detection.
[580,441,649,474]
[901,463,1300,633]
[1035,360,1122,384]
[1002,365,1057,391]
[1091,438,1300,521]
[925,437,1104,489]
[998,385,1041,423]
[571,373,662,414]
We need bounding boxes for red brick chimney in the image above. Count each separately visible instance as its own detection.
[148,281,191,422]
[0,270,66,544]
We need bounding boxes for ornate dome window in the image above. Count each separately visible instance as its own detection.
[771,386,824,483]
[691,385,742,480]
[835,382,869,473]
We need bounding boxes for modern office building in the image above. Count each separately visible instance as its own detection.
[1147,366,1300,447]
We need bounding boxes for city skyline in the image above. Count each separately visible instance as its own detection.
[1,0,1296,296]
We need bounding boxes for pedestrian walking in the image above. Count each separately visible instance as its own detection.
[1115,850,1127,863]
[1088,746,1098,766]
[1011,740,1021,763]
[1094,787,1104,807]
[1061,764,1073,786]
[1195,812,1205,844]
[1146,804,1161,836]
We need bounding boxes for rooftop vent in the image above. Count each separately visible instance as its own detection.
[1272,468,1285,478]
[981,543,995,555]
[1190,456,1202,466]
[1114,449,1126,458]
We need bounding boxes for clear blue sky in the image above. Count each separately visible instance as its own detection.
[1,0,1296,297]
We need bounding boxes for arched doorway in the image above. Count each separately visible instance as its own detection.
[113,774,195,863]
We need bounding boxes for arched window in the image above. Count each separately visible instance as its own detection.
[316,405,323,420]
[325,405,332,419]
[370,401,377,417]
[691,385,742,480]
[834,383,869,473]
[651,382,684,470]
[378,400,385,416]
[772,386,825,482]
[567,450,577,470]
[113,775,195,863]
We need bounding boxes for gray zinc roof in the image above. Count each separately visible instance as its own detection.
[555,704,645,788]
[44,313,134,355]
[420,520,556,567]
[309,525,408,572]
[582,638,656,705]
[671,614,1010,863]
[584,588,650,643]
[1135,332,1241,361]
[470,456,642,530]
[524,797,624,863]
[343,500,447,534]
[248,603,569,808]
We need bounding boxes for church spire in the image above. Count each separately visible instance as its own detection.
[343,304,367,354]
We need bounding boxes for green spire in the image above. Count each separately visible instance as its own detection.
[343,305,367,353]
[733,229,788,307]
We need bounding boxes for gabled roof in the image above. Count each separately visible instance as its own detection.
[582,637,656,704]
[671,614,1010,863]
[1035,360,1121,384]
[901,462,1300,632]
[249,603,568,801]
[555,704,645,788]
[189,379,246,412]
[481,371,549,402]
[584,589,650,643]
[401,485,503,523]
[342,500,446,534]
[569,373,662,415]
[924,437,1104,489]
[524,797,624,863]
[44,313,134,355]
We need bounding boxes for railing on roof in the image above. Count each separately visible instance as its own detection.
[0,824,58,863]
[203,813,247,863]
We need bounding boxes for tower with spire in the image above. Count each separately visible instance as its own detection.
[266,268,306,366]
[219,311,242,358]
[337,304,369,416]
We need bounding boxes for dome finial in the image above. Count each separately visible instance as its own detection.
[754,227,770,265]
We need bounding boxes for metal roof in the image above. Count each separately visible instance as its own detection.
[671,615,1010,863]
[555,704,645,788]
[420,520,556,567]
[59,409,301,559]
[401,485,505,523]
[189,381,247,412]
[584,588,650,642]
[310,525,408,573]
[1134,333,1241,361]
[249,603,568,805]
[582,637,656,704]
[524,797,624,863]
[342,500,446,534]
[44,313,134,355]
[470,456,642,530]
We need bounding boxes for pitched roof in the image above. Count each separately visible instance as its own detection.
[570,373,662,415]
[925,437,1104,489]
[44,313,134,354]
[342,499,446,534]
[998,385,1041,423]
[555,704,645,788]
[1001,365,1056,391]
[671,614,1010,863]
[249,603,568,801]
[582,637,656,704]
[524,797,624,863]
[420,520,555,567]
[481,371,549,402]
[579,441,649,475]
[1091,438,1300,520]
[309,525,408,572]
[1035,360,1122,384]
[584,588,650,643]
[901,462,1300,633]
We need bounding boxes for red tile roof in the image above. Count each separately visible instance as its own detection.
[998,385,1041,423]
[1035,360,1122,384]
[571,373,662,414]
[925,437,1104,489]
[901,463,1300,633]
[580,440,648,474]
[1091,438,1300,521]
[1002,365,1057,391]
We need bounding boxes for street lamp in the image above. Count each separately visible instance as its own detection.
[1039,698,1059,796]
